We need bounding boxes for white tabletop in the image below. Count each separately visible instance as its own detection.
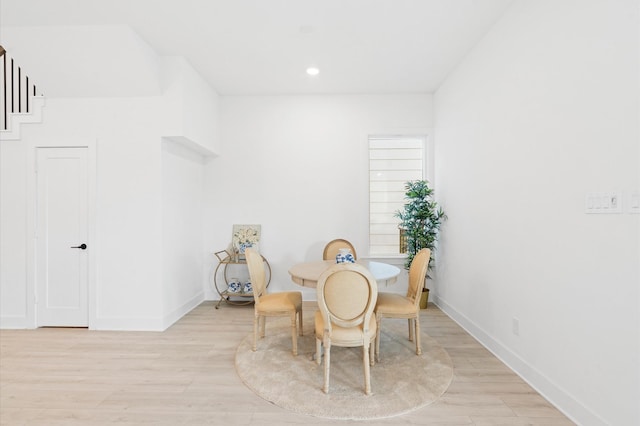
[288,259,401,288]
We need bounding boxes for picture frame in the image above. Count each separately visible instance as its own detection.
[231,224,261,257]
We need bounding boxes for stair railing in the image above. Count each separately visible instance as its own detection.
[1,45,42,131]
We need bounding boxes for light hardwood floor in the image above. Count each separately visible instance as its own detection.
[0,302,575,425]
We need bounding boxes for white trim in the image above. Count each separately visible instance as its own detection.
[434,295,607,426]
[0,316,30,329]
[0,96,45,140]
[162,292,204,330]
[163,136,218,158]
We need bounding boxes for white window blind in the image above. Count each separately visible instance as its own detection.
[369,136,424,256]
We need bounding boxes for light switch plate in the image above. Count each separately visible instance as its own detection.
[585,191,623,214]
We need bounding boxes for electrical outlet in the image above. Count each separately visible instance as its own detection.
[512,318,520,336]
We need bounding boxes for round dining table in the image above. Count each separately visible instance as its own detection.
[288,259,401,288]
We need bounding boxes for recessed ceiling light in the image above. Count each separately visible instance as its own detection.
[306,67,320,76]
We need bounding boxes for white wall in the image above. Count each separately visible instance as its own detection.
[0,25,220,331]
[0,140,28,325]
[161,56,221,155]
[434,1,639,425]
[0,93,216,330]
[4,9,636,423]
[203,94,432,301]
[0,96,165,329]
[0,25,162,98]
[161,139,206,328]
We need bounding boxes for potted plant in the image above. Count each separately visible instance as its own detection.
[395,180,446,308]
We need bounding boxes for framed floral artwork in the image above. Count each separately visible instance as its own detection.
[231,224,261,255]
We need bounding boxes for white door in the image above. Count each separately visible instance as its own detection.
[36,147,89,327]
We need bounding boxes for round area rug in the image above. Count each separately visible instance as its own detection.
[234,317,453,420]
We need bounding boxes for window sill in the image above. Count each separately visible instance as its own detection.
[362,254,407,266]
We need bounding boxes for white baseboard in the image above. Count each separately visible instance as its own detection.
[162,292,205,330]
[0,315,30,329]
[2,293,205,332]
[92,292,205,331]
[434,295,607,426]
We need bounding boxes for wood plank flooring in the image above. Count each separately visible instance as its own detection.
[0,302,575,425]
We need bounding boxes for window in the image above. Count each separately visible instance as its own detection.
[369,135,425,256]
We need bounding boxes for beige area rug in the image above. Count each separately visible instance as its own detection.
[234,317,453,420]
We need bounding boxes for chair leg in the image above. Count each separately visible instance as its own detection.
[260,316,266,338]
[363,343,372,395]
[298,309,303,336]
[290,312,298,356]
[252,315,259,351]
[408,318,414,342]
[315,337,322,365]
[414,315,422,355]
[369,338,375,366]
[322,336,331,394]
[375,316,382,362]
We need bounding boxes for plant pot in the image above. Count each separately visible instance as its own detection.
[419,288,429,309]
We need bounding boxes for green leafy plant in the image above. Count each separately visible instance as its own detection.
[395,180,446,270]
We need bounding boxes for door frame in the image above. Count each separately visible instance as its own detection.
[26,139,97,328]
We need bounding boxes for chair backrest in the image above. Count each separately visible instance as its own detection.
[316,263,377,334]
[323,238,357,261]
[407,248,431,307]
[245,248,267,308]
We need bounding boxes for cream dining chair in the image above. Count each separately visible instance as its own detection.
[315,263,378,395]
[322,238,357,261]
[245,248,303,356]
[374,248,430,361]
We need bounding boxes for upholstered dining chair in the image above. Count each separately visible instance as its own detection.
[374,248,431,361]
[245,248,303,356]
[315,263,378,395]
[322,238,357,261]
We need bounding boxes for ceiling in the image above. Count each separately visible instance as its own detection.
[0,0,513,95]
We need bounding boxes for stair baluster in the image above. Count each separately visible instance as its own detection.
[0,45,43,136]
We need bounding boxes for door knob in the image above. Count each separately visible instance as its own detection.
[71,243,87,250]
